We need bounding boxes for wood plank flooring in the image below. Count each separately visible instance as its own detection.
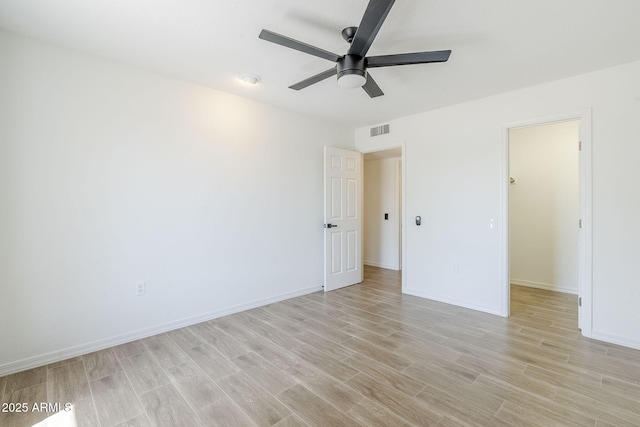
[2,266,640,426]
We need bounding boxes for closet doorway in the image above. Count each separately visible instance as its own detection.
[503,111,593,336]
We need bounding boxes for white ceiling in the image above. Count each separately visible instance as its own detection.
[1,0,640,128]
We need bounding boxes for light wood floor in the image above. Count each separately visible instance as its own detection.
[2,266,640,426]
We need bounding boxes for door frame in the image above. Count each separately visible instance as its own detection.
[358,141,407,292]
[500,109,593,337]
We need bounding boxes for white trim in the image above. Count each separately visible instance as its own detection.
[404,287,503,316]
[0,284,322,377]
[499,123,510,317]
[510,278,578,295]
[501,108,593,337]
[577,112,593,337]
[396,156,402,273]
[401,140,407,293]
[363,260,400,270]
[591,330,640,351]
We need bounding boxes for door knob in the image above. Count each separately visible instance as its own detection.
[324,224,339,228]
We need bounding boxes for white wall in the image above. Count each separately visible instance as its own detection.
[363,157,401,270]
[0,31,352,374]
[509,121,579,294]
[356,60,640,350]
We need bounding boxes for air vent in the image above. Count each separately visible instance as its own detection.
[370,124,390,137]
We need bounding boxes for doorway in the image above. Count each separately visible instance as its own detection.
[360,146,406,293]
[323,145,404,292]
[361,145,405,291]
[509,120,579,295]
[509,120,579,329]
[502,111,592,336]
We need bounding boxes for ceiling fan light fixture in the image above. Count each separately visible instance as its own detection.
[337,70,366,88]
[337,55,367,89]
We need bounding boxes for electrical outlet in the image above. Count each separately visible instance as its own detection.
[453,263,459,273]
[135,281,146,296]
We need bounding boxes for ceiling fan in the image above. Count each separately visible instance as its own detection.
[258,0,451,98]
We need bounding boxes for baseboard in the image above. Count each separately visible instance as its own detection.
[363,260,400,270]
[404,287,503,317]
[510,278,578,295]
[0,284,323,376]
[589,329,640,351]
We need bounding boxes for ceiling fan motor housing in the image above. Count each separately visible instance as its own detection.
[337,55,367,80]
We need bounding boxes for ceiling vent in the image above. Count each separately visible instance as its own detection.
[370,124,390,137]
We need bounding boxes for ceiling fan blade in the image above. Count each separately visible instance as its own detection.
[362,73,384,98]
[348,0,395,57]
[259,29,341,62]
[289,67,337,90]
[367,50,451,68]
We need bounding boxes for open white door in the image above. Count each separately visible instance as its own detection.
[324,146,363,292]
